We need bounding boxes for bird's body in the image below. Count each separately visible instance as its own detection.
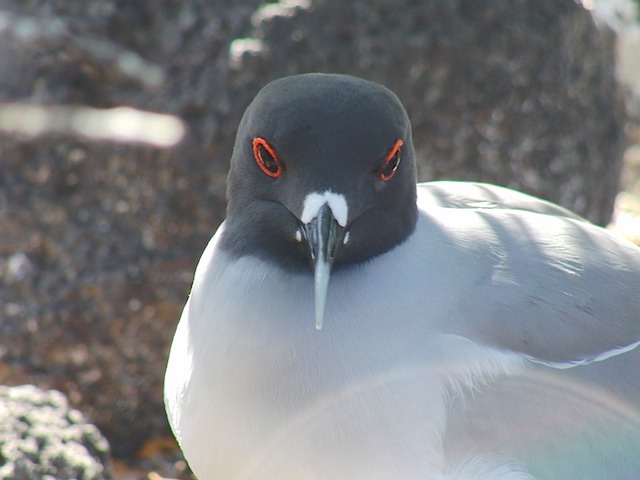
[165,74,640,479]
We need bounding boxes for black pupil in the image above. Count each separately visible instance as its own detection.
[259,144,279,173]
[382,151,400,176]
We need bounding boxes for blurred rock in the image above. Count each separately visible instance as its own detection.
[0,385,111,480]
[243,0,626,224]
[0,0,627,457]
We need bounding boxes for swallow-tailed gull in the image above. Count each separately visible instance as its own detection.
[165,73,640,480]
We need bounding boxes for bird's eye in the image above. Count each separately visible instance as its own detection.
[377,139,403,182]
[253,137,283,178]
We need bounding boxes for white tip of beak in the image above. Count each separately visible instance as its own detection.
[301,202,346,331]
[314,256,331,330]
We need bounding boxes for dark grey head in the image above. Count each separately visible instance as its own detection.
[221,73,418,328]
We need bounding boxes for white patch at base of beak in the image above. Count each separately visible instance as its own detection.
[301,191,349,227]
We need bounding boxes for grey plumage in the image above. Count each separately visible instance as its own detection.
[165,73,640,479]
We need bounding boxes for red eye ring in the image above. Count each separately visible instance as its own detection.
[252,137,283,178]
[378,139,403,182]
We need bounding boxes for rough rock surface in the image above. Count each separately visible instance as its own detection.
[0,0,627,456]
[0,385,111,480]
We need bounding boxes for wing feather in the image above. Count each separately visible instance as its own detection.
[416,182,640,366]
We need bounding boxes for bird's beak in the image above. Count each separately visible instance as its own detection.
[301,203,346,330]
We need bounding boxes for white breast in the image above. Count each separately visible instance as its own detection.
[165,221,530,480]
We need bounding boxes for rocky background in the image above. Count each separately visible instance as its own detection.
[0,0,636,478]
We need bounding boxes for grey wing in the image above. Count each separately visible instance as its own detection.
[416,182,640,366]
[418,181,585,221]
[416,183,640,478]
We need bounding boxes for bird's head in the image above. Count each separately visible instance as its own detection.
[221,73,418,329]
